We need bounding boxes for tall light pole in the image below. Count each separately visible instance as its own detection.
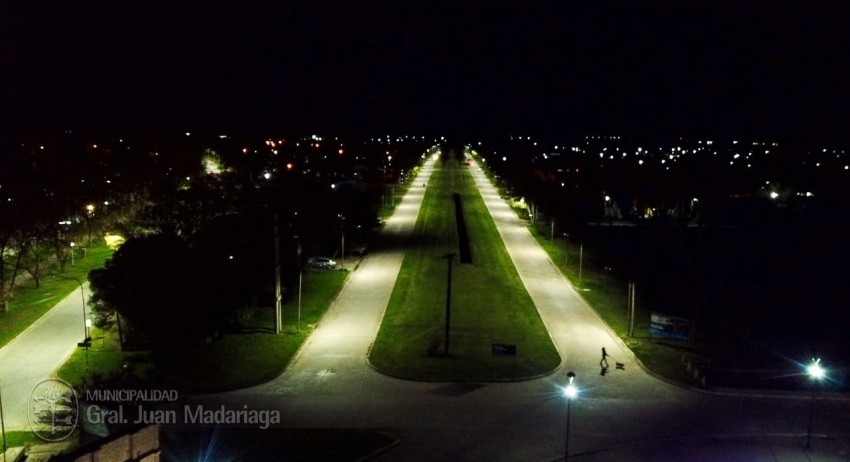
[294,236,302,334]
[85,204,95,246]
[1,378,6,462]
[48,274,88,340]
[564,371,577,461]
[274,214,282,334]
[805,358,825,449]
[550,219,554,243]
[339,214,346,271]
[578,242,584,289]
[48,273,90,366]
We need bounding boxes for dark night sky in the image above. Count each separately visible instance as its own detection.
[3,1,849,141]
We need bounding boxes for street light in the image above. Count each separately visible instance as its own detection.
[564,371,577,461]
[578,242,584,289]
[0,378,6,462]
[48,274,89,341]
[338,214,346,271]
[294,235,303,334]
[85,204,95,245]
[805,358,825,449]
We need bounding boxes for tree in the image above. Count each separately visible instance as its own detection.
[88,233,241,349]
[0,202,28,312]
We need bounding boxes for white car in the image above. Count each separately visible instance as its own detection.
[307,257,336,269]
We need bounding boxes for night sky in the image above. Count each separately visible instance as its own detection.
[4,1,849,141]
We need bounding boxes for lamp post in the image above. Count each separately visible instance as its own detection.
[49,274,88,340]
[274,214,282,334]
[805,358,825,449]
[339,214,346,271]
[48,273,90,366]
[85,204,95,245]
[294,235,302,334]
[1,378,6,462]
[578,242,583,289]
[564,371,577,461]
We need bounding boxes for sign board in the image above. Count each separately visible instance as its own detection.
[649,312,690,340]
[492,344,517,356]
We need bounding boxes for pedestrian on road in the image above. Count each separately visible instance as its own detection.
[600,347,609,367]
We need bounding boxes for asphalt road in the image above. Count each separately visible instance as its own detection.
[189,156,850,461]
[0,282,90,429]
[3,155,849,460]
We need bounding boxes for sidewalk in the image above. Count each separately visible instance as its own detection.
[0,282,90,429]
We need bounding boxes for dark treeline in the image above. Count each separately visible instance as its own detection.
[0,129,428,347]
[475,135,850,380]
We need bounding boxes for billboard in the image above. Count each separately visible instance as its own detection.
[649,312,690,340]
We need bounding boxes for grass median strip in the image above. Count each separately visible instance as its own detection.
[370,159,560,381]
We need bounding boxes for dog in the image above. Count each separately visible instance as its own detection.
[615,362,625,370]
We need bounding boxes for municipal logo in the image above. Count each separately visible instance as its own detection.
[28,378,79,441]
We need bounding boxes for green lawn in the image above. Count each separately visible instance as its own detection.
[0,243,113,349]
[58,269,349,394]
[369,159,561,381]
[2,431,42,450]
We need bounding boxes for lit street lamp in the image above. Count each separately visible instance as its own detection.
[805,358,825,449]
[577,241,584,289]
[338,214,346,271]
[85,204,95,245]
[294,235,303,334]
[564,371,577,461]
[0,378,6,462]
[48,274,89,341]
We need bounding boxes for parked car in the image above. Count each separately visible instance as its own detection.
[307,256,336,269]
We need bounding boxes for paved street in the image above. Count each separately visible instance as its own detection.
[191,156,850,461]
[0,283,90,429]
[2,155,849,460]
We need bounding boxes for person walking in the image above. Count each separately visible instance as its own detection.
[600,347,609,368]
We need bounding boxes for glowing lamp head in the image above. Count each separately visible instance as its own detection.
[564,371,577,398]
[807,358,825,380]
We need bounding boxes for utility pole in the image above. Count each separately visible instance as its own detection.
[578,242,584,289]
[443,253,456,356]
[627,281,636,337]
[298,268,303,334]
[295,236,302,334]
[274,214,282,334]
[550,219,555,243]
[340,214,346,271]
[1,379,6,462]
[48,273,89,348]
